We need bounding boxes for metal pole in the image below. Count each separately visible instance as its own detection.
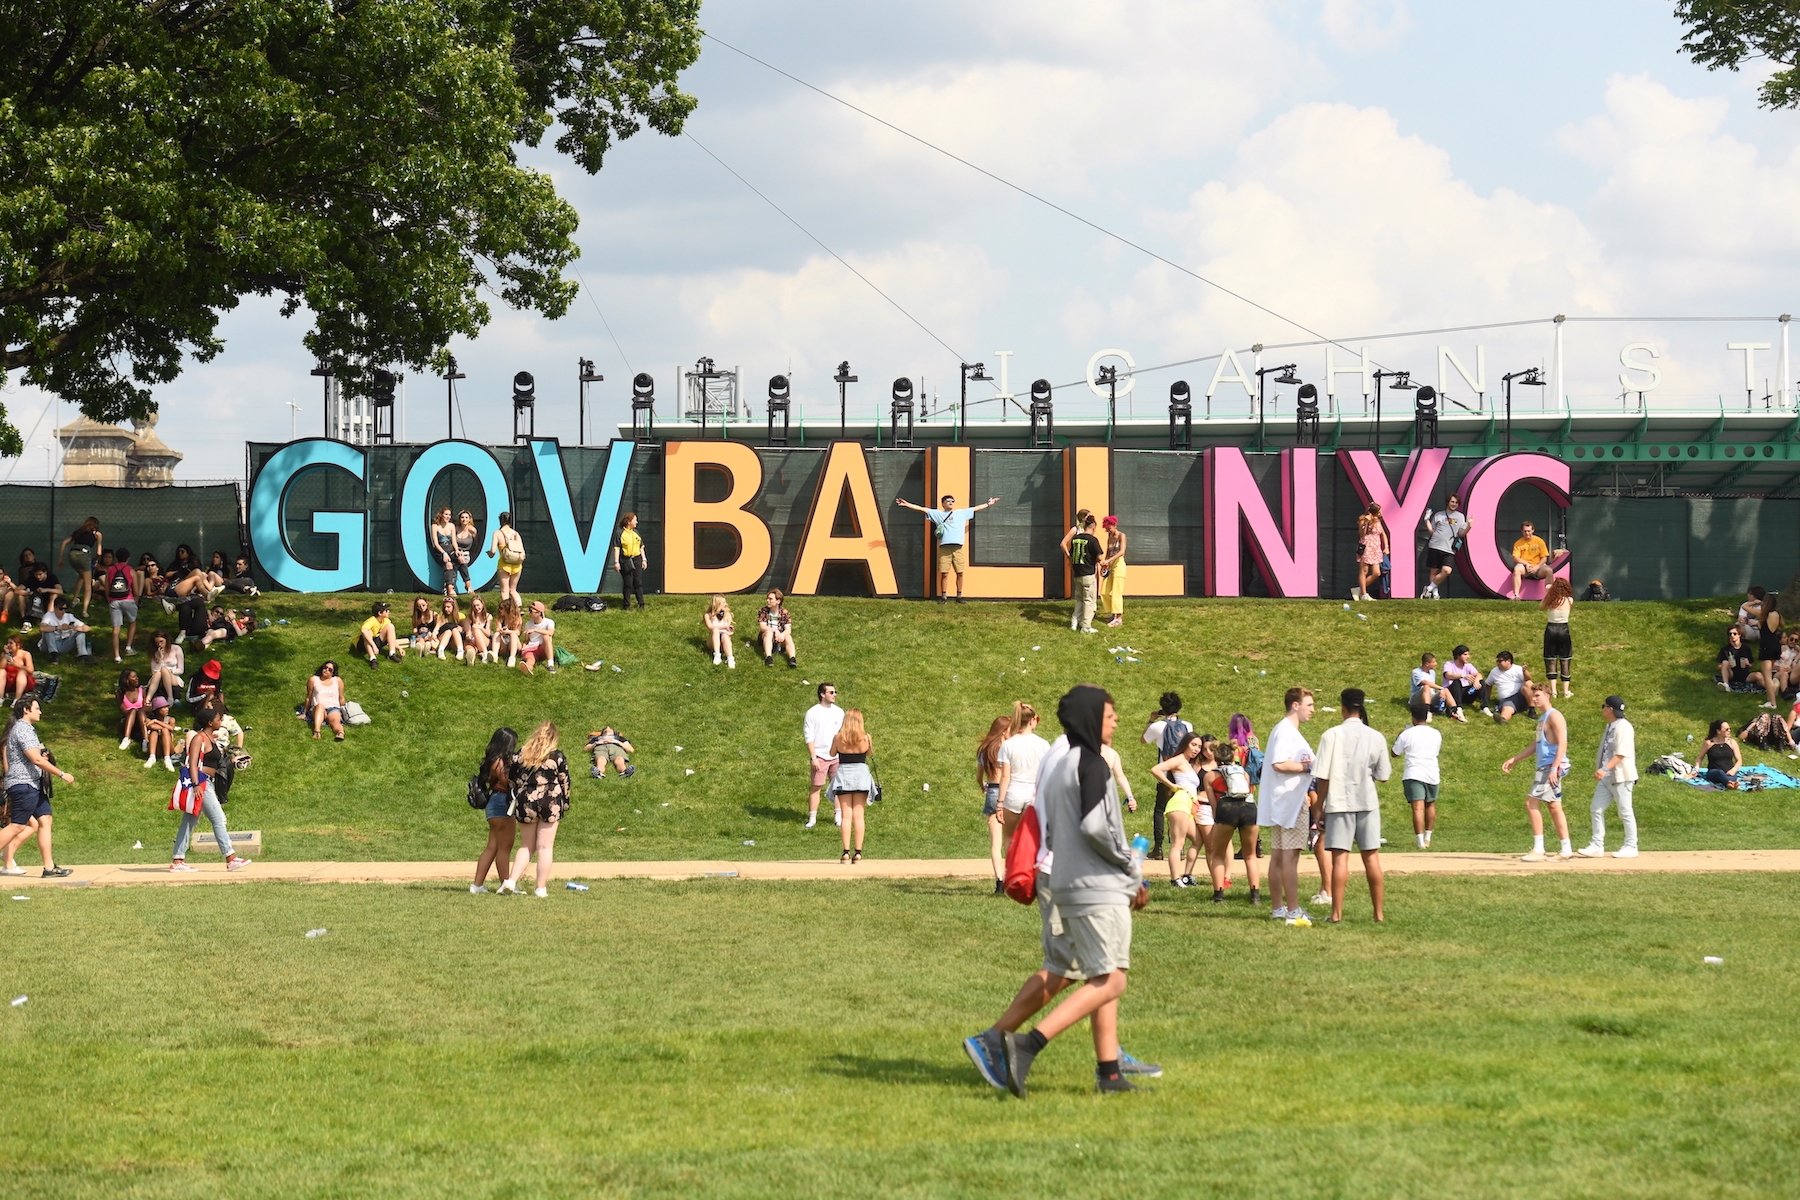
[1256,373,1266,453]
[959,366,967,445]
[1552,314,1565,413]
[1374,375,1382,452]
[1504,376,1513,453]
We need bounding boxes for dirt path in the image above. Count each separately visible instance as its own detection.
[8,849,1800,888]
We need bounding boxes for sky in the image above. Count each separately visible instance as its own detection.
[7,0,1800,480]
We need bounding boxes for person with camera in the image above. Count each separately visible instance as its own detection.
[0,696,74,878]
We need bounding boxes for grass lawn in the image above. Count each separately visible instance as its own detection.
[0,874,1795,1198]
[20,592,1798,866]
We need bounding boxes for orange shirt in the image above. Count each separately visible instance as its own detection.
[1512,535,1549,567]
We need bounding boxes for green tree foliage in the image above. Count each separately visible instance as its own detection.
[0,0,701,454]
[1676,0,1800,110]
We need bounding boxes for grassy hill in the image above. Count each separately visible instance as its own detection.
[19,591,1796,868]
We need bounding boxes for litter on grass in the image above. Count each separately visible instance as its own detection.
[132,841,143,850]
[741,840,756,847]
[9,996,24,1007]
[1703,956,1724,965]
[565,881,590,892]
[305,928,327,938]
[684,768,695,776]
[922,783,931,792]
[674,745,684,752]
[11,896,27,901]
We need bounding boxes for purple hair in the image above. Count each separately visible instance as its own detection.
[1228,713,1254,749]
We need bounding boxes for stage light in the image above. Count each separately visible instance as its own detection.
[511,371,536,443]
[631,371,656,440]
[833,360,858,437]
[1501,367,1545,452]
[766,374,792,447]
[1295,382,1320,445]
[1029,378,1054,447]
[891,377,915,448]
[577,357,603,446]
[1168,380,1192,450]
[1414,384,1439,448]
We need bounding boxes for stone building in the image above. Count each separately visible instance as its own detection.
[55,413,184,485]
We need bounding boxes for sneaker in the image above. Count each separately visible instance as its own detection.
[1612,846,1639,859]
[726,659,736,669]
[962,1029,1010,1091]
[544,663,556,674]
[712,652,722,665]
[1272,906,1291,920]
[1172,876,1194,888]
[1247,886,1260,906]
[590,765,605,779]
[144,757,157,770]
[938,595,949,605]
[164,757,176,772]
[1760,701,1779,710]
[1311,890,1332,907]
[113,656,122,664]
[1576,845,1605,858]
[1147,847,1164,860]
[470,884,489,894]
[787,656,798,668]
[0,866,24,876]
[1117,1049,1163,1078]
[41,866,72,878]
[1555,847,1575,861]
[124,644,135,655]
[1717,680,1731,690]
[1286,911,1314,927]
[1078,626,1098,634]
[620,765,636,778]
[955,595,966,604]
[1001,1032,1039,1098]
[833,807,843,827]
[46,651,59,665]
[1520,850,1547,862]
[534,887,548,898]
[226,856,252,871]
[764,655,773,666]
[803,815,817,829]
[169,860,198,873]
[1452,709,1468,724]
[496,880,517,895]
[119,736,133,749]
[993,878,1005,896]
[1095,1073,1139,1094]
[1211,888,1224,903]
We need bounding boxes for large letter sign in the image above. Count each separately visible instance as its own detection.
[398,441,509,591]
[1061,446,1186,597]
[789,441,899,596]
[1338,449,1451,600]
[662,441,774,595]
[1203,448,1319,597]
[925,446,1044,598]
[533,439,635,593]
[1458,452,1571,598]
[246,439,369,592]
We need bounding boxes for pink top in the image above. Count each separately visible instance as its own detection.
[120,685,145,712]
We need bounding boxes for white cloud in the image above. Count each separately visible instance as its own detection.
[1320,0,1412,52]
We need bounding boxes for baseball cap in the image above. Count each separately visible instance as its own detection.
[1603,695,1625,713]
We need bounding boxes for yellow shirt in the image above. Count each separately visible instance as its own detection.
[360,615,388,638]
[1511,535,1549,567]
[618,528,644,559]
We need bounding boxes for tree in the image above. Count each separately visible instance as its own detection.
[0,0,701,454]
[1676,0,1800,111]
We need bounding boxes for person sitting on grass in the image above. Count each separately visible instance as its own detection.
[185,658,223,710]
[518,599,557,675]
[356,601,404,666]
[1410,652,1466,723]
[1698,718,1743,788]
[1483,650,1527,721]
[307,660,348,742]
[2,636,36,703]
[494,598,523,669]
[197,605,239,650]
[116,668,149,751]
[434,596,466,662]
[463,595,495,664]
[585,727,635,780]
[757,588,797,668]
[145,631,184,707]
[409,596,439,656]
[703,594,736,668]
[1717,625,1763,693]
[1442,644,1482,712]
[37,594,94,665]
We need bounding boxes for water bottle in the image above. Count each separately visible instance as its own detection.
[565,881,589,892]
[1129,834,1150,872]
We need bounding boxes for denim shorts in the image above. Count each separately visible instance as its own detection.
[484,791,514,821]
[982,782,1000,817]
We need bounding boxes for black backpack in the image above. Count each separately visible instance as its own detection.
[551,595,606,613]
[106,566,132,598]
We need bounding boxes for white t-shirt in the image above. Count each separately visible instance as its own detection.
[1142,718,1168,749]
[522,616,555,649]
[40,610,84,634]
[1391,724,1442,785]
[997,731,1051,808]
[803,702,845,760]
[1257,716,1314,830]
[1409,667,1436,699]
[1486,663,1525,701]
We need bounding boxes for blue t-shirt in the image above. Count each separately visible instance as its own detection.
[926,507,977,545]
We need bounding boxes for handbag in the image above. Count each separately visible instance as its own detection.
[466,774,488,810]
[169,763,206,816]
[867,753,883,803]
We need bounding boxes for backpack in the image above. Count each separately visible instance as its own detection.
[1245,745,1265,777]
[1739,712,1797,751]
[1158,717,1193,762]
[551,595,607,613]
[499,528,525,566]
[466,774,488,809]
[105,565,133,598]
[1221,762,1253,799]
[1003,804,1042,905]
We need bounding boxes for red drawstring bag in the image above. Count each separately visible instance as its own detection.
[1003,803,1041,904]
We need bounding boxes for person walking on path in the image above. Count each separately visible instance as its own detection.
[1098,515,1128,628]
[1062,514,1103,634]
[895,493,999,603]
[1419,496,1468,599]
[1257,687,1316,917]
[802,682,845,829]
[501,722,571,897]
[961,684,1158,1097]
[1578,696,1640,859]
[613,512,648,611]
[1392,701,1442,849]
[1312,688,1391,924]
[0,697,74,878]
[1502,681,1573,862]
[168,705,251,873]
[472,727,519,893]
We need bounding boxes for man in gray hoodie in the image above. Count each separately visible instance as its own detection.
[961,684,1152,1096]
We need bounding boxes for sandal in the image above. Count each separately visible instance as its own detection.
[840,849,851,864]
[851,849,862,864]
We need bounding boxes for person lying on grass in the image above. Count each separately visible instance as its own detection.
[585,727,635,780]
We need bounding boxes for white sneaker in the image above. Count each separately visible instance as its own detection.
[712,652,722,665]
[1286,910,1313,927]
[1423,831,1433,847]
[1520,850,1547,862]
[1576,845,1605,858]
[534,886,548,898]
[803,815,817,829]
[1612,846,1639,859]
[164,757,176,772]
[119,736,133,749]
[470,884,488,894]
[144,757,157,770]
[1417,834,1427,849]
[496,880,516,895]
[1555,847,1575,861]
[1310,890,1332,907]
[727,658,736,669]
[833,806,843,827]
[1271,906,1291,920]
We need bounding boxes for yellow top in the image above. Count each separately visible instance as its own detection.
[618,528,644,558]
[1512,534,1549,567]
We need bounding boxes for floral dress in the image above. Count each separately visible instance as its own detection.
[514,749,572,825]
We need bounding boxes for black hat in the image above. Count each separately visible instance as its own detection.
[1603,695,1625,713]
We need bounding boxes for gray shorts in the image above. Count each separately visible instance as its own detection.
[1039,896,1132,980]
[1529,768,1563,803]
[1324,809,1381,853]
[110,598,139,628]
[1402,779,1439,804]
